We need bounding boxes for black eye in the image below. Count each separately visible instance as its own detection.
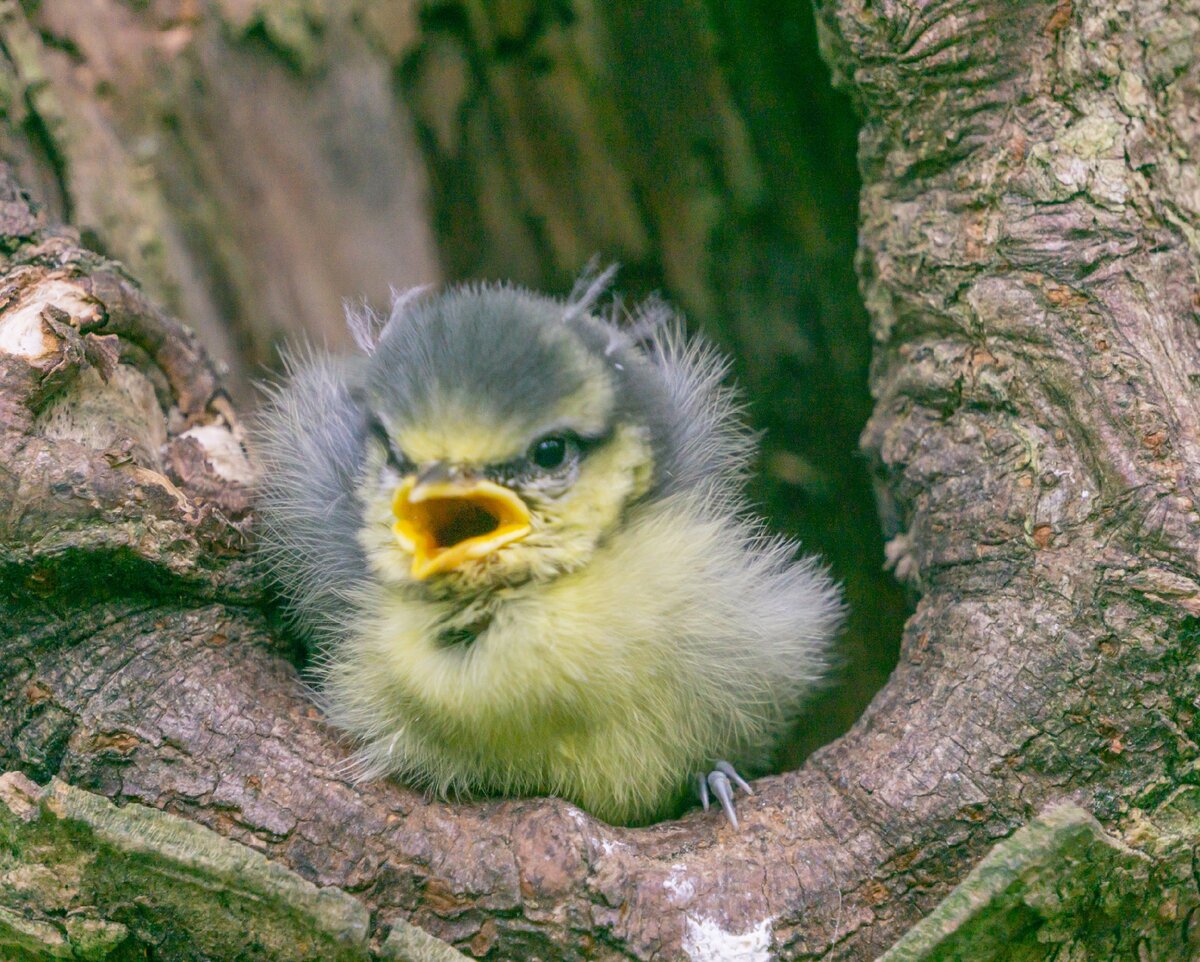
[369,417,411,473]
[530,434,570,470]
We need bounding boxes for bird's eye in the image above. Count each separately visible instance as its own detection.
[529,434,571,471]
[369,417,411,473]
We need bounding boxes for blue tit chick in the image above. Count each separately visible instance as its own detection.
[254,274,844,827]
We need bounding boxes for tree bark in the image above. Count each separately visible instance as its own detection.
[0,0,441,404]
[1,0,1199,961]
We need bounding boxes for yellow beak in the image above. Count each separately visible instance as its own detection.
[391,477,532,580]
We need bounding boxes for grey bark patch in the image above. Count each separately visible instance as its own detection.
[381,920,472,962]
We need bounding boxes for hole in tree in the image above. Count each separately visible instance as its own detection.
[136,0,912,820]
[417,0,911,780]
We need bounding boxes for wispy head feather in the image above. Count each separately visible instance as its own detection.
[563,258,619,324]
[345,285,432,354]
[388,285,433,325]
[345,298,386,355]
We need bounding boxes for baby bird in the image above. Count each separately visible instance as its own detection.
[255,273,843,827]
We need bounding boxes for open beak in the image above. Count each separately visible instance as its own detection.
[391,474,532,580]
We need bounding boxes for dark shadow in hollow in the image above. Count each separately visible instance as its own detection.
[697,0,912,767]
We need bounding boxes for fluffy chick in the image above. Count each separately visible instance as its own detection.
[255,276,843,827]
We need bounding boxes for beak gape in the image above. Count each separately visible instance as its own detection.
[392,476,532,579]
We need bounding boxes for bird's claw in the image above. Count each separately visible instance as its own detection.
[697,760,754,830]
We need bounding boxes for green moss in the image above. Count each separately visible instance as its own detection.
[0,779,370,961]
[46,779,370,962]
[232,1,328,75]
[879,801,1200,961]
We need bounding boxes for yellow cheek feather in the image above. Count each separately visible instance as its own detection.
[532,423,654,551]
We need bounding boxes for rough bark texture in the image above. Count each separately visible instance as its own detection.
[0,0,440,403]
[1,0,1199,961]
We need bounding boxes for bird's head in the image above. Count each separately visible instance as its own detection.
[351,282,712,598]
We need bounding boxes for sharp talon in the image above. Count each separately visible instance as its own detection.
[716,760,753,795]
[697,773,710,812]
[707,770,739,830]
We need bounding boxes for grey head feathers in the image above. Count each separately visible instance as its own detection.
[364,282,754,502]
[253,346,371,638]
[255,278,760,630]
[367,285,602,436]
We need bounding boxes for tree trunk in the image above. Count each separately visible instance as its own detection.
[1,1,1199,961]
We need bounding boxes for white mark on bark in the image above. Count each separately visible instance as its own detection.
[681,914,772,962]
[179,424,255,483]
[598,838,625,856]
[562,806,628,859]
[0,280,95,358]
[663,864,695,905]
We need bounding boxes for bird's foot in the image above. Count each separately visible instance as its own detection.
[697,761,754,830]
